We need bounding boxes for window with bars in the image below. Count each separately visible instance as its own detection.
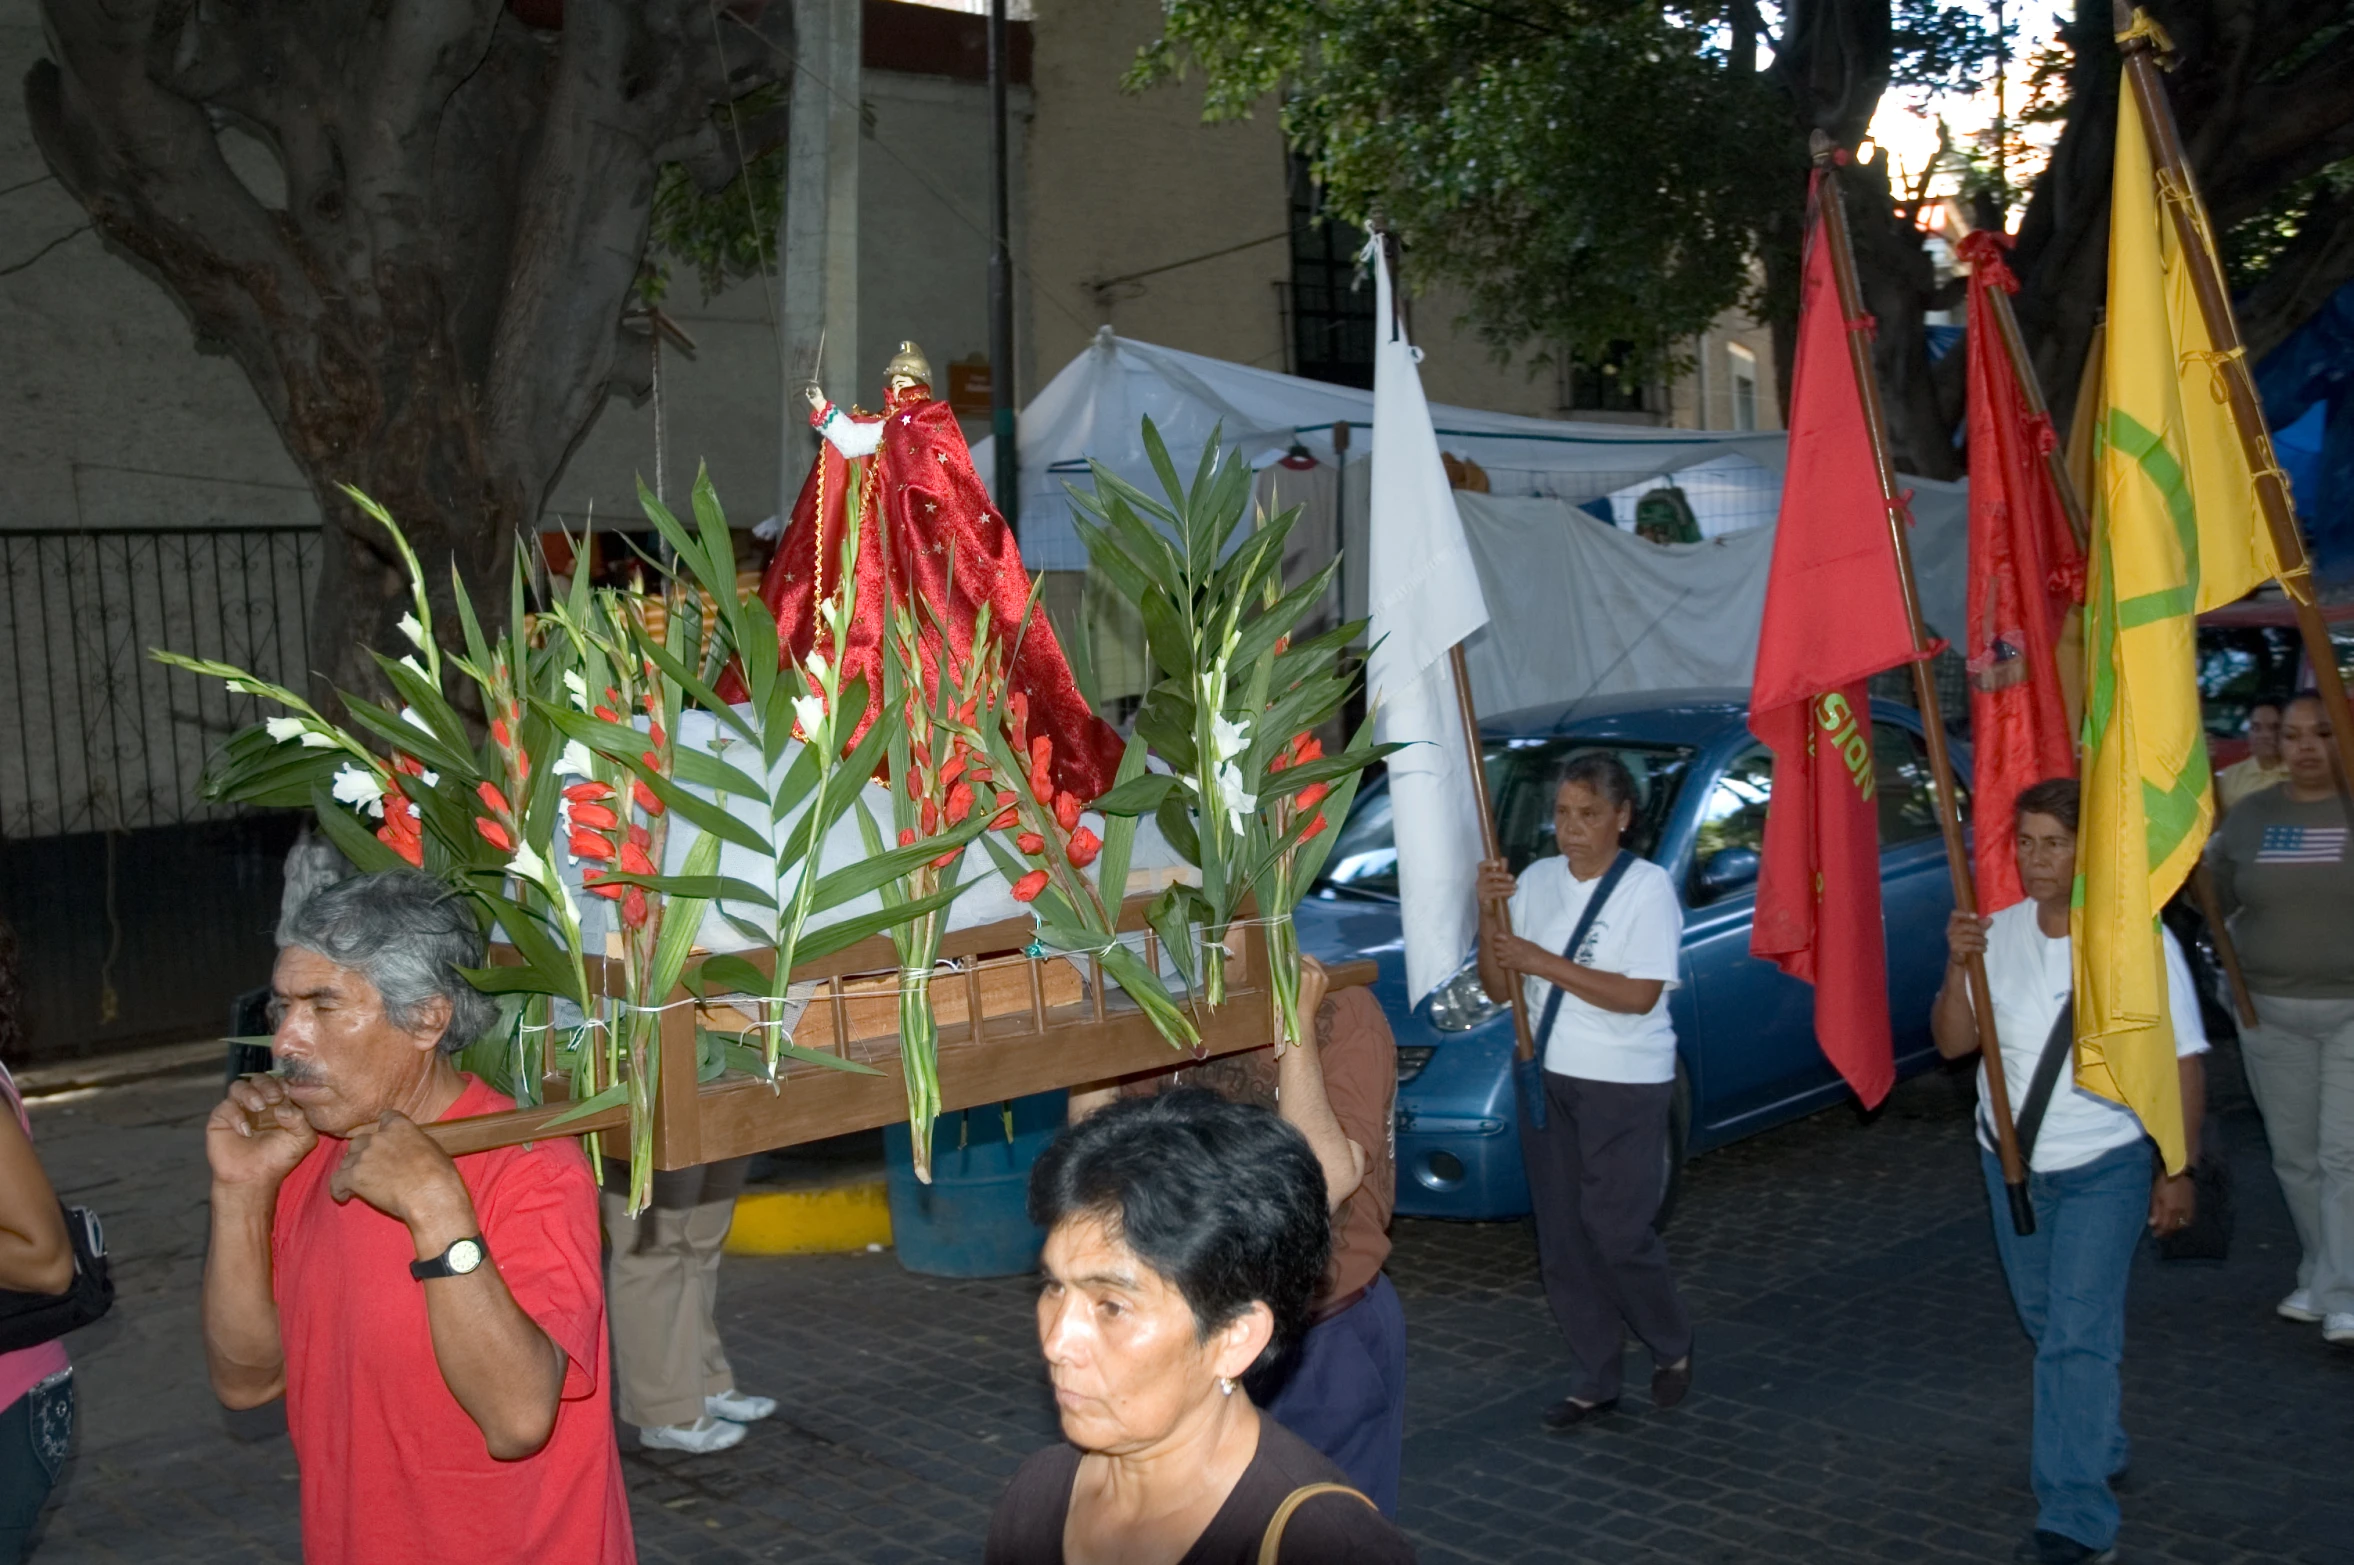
[1287,157,1374,389]
[1559,341,1650,413]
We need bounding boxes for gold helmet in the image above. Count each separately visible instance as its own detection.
[882,340,934,392]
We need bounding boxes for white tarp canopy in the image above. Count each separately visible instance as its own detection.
[979,328,1790,571]
[1452,484,1968,716]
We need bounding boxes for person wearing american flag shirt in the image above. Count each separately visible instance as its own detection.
[2205,692,2354,1348]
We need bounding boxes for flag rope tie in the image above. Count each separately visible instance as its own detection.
[2114,7,2175,55]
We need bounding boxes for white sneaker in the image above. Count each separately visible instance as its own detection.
[2324,1314,2354,1347]
[2278,1288,2322,1323]
[638,1415,746,1454]
[705,1388,777,1423]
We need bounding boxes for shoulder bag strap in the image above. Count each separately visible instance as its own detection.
[1996,998,2075,1170]
[1533,850,1636,1059]
[1258,1482,1378,1565]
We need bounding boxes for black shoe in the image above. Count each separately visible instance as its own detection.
[1540,1395,1619,1431]
[1651,1353,1693,1411]
[2011,1529,2119,1564]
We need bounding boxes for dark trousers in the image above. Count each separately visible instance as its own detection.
[1520,1071,1692,1402]
[1260,1272,1408,1516]
[0,1372,74,1562]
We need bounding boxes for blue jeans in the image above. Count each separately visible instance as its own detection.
[0,1370,74,1561]
[1981,1142,2149,1551]
[1260,1272,1408,1516]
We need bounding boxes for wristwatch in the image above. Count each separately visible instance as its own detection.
[410,1235,488,1281]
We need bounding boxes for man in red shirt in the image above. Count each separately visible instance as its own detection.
[202,870,632,1565]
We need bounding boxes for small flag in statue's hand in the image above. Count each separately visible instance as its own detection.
[1747,168,1921,1110]
[1958,230,2083,913]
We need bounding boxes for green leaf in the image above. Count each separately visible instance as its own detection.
[687,952,772,998]
[1154,787,1201,866]
[670,747,770,803]
[595,873,779,910]
[1095,734,1151,910]
[309,786,408,874]
[793,881,973,965]
[540,1079,629,1130]
[1091,770,1178,817]
[1133,686,1199,775]
[1148,883,1203,989]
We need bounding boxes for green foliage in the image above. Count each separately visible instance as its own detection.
[2222,158,2354,296]
[643,85,787,304]
[1129,0,1796,378]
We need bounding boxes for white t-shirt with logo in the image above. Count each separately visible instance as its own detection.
[1973,898,2208,1173]
[1507,855,1684,1084]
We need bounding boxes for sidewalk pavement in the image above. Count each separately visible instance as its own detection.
[17,1043,2352,1564]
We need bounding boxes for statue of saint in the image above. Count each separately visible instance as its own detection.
[723,341,1124,800]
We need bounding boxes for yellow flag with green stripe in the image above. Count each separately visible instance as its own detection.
[2077,88,2283,1171]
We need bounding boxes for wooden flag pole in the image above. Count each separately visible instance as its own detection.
[1984,249,2261,1030]
[2116,3,2354,794]
[1453,642,1536,1062]
[1812,134,2035,1232]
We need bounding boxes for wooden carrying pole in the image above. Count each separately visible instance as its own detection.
[1983,255,2262,1031]
[1452,644,1538,1062]
[2116,4,2354,794]
[1812,136,2035,1234]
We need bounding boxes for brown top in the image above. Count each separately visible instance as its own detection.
[1115,986,1396,1304]
[983,1414,1416,1565]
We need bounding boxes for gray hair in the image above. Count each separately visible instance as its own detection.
[280,870,495,1054]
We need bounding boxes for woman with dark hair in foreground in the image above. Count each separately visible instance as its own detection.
[985,1090,1416,1564]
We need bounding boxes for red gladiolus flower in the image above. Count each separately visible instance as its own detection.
[593,705,621,723]
[640,750,662,773]
[620,841,655,877]
[1017,832,1045,855]
[912,743,931,773]
[376,823,424,867]
[1292,733,1323,765]
[512,749,530,783]
[393,753,425,777]
[633,779,664,816]
[570,802,618,831]
[1029,735,1053,775]
[930,848,962,870]
[477,781,512,817]
[940,755,967,789]
[1008,691,1030,740]
[648,722,667,749]
[475,817,513,852]
[959,696,978,726]
[491,717,512,749]
[898,828,917,848]
[621,887,649,930]
[1296,781,1330,812]
[921,800,939,835]
[570,830,617,861]
[1302,813,1329,842]
[945,781,974,824]
[564,781,613,803]
[1054,791,1081,832]
[1011,870,1049,902]
[1268,749,1290,774]
[583,870,624,901]
[991,806,1019,830]
[605,686,621,706]
[1067,827,1101,868]
[1030,771,1055,806]
[628,824,652,851]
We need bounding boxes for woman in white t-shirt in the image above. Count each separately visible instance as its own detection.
[1475,753,1692,1433]
[1931,777,2204,1565]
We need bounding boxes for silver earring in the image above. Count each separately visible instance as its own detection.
[1218,1376,1235,1397]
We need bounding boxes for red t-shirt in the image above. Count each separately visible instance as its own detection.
[270,1075,633,1565]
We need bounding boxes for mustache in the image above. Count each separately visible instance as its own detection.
[274,1058,327,1087]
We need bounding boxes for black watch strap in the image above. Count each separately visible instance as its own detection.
[409,1235,487,1281]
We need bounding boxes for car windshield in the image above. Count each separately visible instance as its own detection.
[1316,738,1698,897]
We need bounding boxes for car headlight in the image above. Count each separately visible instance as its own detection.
[1425,959,1503,1033]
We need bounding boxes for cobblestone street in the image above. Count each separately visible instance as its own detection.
[19,1041,2351,1564]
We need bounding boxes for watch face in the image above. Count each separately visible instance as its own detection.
[447,1238,485,1275]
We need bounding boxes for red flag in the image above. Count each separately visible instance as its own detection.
[1748,170,1919,1109]
[1957,231,2082,911]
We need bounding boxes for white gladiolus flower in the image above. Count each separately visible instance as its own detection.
[265,717,308,743]
[562,670,589,708]
[399,705,432,733]
[1209,713,1251,765]
[508,841,550,883]
[418,769,440,788]
[805,650,830,687]
[398,655,430,681]
[297,731,339,749]
[331,764,386,818]
[1215,761,1257,836]
[553,739,595,777]
[792,694,827,738]
[398,612,426,649]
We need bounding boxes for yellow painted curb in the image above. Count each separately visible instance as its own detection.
[724,1181,893,1256]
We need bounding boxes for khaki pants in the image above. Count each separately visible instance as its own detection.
[2240,995,2354,1317]
[601,1157,751,1428]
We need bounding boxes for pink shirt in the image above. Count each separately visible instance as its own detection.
[0,1063,71,1408]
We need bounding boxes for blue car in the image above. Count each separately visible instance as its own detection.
[1292,688,1970,1221]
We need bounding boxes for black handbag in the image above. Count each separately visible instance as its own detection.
[0,1202,114,1353]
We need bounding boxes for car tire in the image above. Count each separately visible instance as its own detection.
[1656,1061,1692,1233]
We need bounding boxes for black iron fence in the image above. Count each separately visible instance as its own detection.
[2,526,320,840]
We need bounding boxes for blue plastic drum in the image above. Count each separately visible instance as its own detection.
[881,1090,1069,1278]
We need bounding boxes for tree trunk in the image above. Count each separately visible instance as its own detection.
[24,0,790,709]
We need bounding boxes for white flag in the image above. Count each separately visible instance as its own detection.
[1363,236,1493,1004]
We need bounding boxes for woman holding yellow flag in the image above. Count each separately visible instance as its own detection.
[1934,779,2206,1565]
